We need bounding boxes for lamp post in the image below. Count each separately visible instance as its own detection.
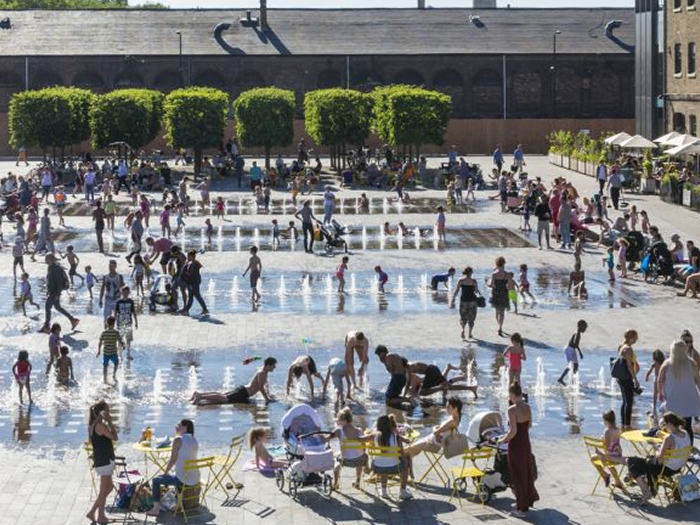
[176,31,183,85]
[551,30,561,118]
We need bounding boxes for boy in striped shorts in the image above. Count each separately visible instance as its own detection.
[96,316,124,383]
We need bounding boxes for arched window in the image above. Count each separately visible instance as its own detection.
[512,72,543,115]
[471,69,502,116]
[193,70,226,90]
[433,68,464,88]
[673,113,687,133]
[73,71,104,90]
[394,68,424,86]
[113,71,144,89]
[556,67,581,116]
[316,69,342,89]
[153,70,183,92]
[31,70,62,89]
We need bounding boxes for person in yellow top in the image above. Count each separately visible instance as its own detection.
[104,194,117,231]
[53,186,67,226]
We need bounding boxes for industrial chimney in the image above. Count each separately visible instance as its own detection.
[474,0,497,7]
[260,0,267,29]
[418,0,426,8]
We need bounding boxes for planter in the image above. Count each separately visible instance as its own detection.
[585,161,596,177]
[641,177,656,194]
[683,187,693,207]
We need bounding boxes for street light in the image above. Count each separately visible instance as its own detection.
[176,31,183,84]
[551,30,561,118]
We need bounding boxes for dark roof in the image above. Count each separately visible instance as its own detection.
[0,8,635,57]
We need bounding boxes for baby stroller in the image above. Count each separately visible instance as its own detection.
[642,241,675,283]
[320,220,350,254]
[275,404,335,498]
[148,274,175,312]
[466,411,510,502]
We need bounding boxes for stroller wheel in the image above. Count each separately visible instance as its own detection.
[275,469,285,491]
[457,478,468,495]
[477,485,492,503]
[322,474,333,497]
[325,244,333,254]
[289,480,298,498]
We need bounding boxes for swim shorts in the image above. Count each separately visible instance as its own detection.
[421,365,445,391]
[225,385,250,404]
[385,373,407,401]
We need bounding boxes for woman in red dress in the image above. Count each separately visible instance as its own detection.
[498,382,539,517]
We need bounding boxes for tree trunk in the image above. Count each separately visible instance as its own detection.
[265,145,271,170]
[194,146,203,180]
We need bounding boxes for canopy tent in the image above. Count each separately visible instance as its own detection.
[653,131,681,144]
[604,132,632,146]
[665,142,700,156]
[619,134,657,149]
[662,134,699,148]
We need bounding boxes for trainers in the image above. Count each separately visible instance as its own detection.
[399,488,413,500]
[381,487,389,498]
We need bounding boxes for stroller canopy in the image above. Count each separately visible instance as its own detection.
[281,404,323,433]
[467,411,505,446]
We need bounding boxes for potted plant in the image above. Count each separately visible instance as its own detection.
[660,172,679,203]
[692,186,700,212]
[641,150,655,194]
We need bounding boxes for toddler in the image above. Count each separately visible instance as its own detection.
[336,256,349,294]
[506,272,518,313]
[248,427,288,470]
[85,265,96,299]
[204,218,214,246]
[56,346,74,385]
[12,350,33,404]
[215,196,225,219]
[604,246,615,282]
[131,255,146,296]
[19,272,40,316]
[645,349,666,415]
[616,238,629,278]
[271,219,280,249]
[503,333,526,385]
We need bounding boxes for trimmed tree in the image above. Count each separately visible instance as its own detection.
[233,87,295,169]
[90,89,165,156]
[8,87,95,158]
[163,87,229,178]
[304,88,372,170]
[372,85,451,158]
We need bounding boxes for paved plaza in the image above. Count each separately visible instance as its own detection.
[0,155,699,525]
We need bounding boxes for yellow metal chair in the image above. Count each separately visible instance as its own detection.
[450,447,495,506]
[656,446,692,506]
[366,444,404,498]
[83,441,96,497]
[210,434,245,499]
[175,456,215,523]
[337,439,368,490]
[583,435,627,497]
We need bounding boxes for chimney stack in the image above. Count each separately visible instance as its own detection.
[260,0,268,28]
[418,0,425,8]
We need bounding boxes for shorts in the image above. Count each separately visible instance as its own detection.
[329,359,347,390]
[103,299,117,320]
[429,277,441,290]
[337,454,368,468]
[386,373,407,400]
[500,190,508,203]
[103,353,119,367]
[13,256,23,267]
[95,460,115,477]
[118,326,133,343]
[564,346,578,363]
[422,365,445,391]
[250,270,260,288]
[17,374,29,386]
[159,251,172,268]
[307,356,318,375]
[69,263,78,276]
[225,385,250,404]
[508,290,518,302]
[520,283,530,292]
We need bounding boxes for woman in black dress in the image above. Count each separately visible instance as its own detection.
[451,266,480,340]
[488,256,510,336]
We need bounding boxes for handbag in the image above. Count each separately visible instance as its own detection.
[443,430,470,459]
[476,296,486,308]
[609,355,631,381]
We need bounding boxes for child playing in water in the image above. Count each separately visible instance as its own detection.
[336,256,349,294]
[645,348,666,416]
[60,245,84,286]
[215,196,225,219]
[616,238,629,278]
[557,319,588,386]
[465,177,476,201]
[96,316,123,383]
[85,265,96,300]
[204,218,214,246]
[506,272,519,313]
[326,407,371,490]
[160,204,171,238]
[568,263,588,299]
[595,410,625,488]
[19,272,40,316]
[46,323,61,375]
[13,235,25,280]
[56,346,74,385]
[518,264,533,302]
[248,427,289,470]
[503,333,526,385]
[573,230,585,267]
[435,206,446,241]
[271,219,280,250]
[12,350,33,404]
[287,220,297,241]
[596,218,611,248]
[374,265,388,293]
[173,202,186,236]
[604,246,615,282]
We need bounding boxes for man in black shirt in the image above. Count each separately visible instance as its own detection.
[40,254,80,333]
[534,195,552,250]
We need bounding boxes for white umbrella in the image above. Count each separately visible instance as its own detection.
[604,132,632,146]
[619,134,657,149]
[665,142,700,156]
[663,133,699,148]
[653,131,681,144]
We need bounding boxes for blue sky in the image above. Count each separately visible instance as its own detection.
[160,1,633,8]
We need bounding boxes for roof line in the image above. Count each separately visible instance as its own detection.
[0,7,634,12]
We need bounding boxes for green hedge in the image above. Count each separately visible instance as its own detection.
[90,89,164,150]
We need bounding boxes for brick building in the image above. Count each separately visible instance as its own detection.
[0,6,635,155]
[665,0,700,136]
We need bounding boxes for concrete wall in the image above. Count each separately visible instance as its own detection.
[0,112,633,158]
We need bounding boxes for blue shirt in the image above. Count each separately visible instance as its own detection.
[377,271,388,284]
[250,166,262,181]
[513,149,524,161]
[432,273,451,284]
[493,149,504,163]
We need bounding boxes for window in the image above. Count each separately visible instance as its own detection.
[674,0,682,9]
[673,112,687,133]
[689,43,697,75]
[675,43,683,75]
[691,115,698,137]
[689,0,696,10]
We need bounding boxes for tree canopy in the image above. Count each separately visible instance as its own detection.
[372,85,451,156]
[90,89,164,151]
[163,86,229,177]
[8,87,95,155]
[233,87,295,169]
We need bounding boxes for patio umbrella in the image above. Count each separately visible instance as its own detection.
[604,132,632,146]
[662,134,699,148]
[665,142,700,156]
[619,134,657,149]
[653,131,681,144]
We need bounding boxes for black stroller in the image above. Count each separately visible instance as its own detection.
[642,241,675,282]
[320,220,350,254]
[625,231,646,270]
[466,412,510,503]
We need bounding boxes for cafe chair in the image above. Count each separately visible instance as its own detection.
[175,457,215,523]
[83,441,96,497]
[111,456,143,524]
[210,434,245,500]
[336,439,368,490]
[366,444,405,499]
[655,446,693,506]
[449,447,495,507]
[583,435,627,497]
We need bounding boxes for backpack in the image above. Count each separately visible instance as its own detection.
[58,265,71,291]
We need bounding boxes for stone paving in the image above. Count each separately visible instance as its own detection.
[0,155,699,524]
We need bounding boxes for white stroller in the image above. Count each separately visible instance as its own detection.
[275,404,335,498]
[466,411,510,502]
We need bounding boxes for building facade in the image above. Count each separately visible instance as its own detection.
[635,0,663,139]
[665,0,700,136]
[0,7,636,155]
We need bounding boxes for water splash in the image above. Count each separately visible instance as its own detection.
[569,363,581,397]
[152,369,164,403]
[277,275,287,297]
[499,365,509,397]
[187,366,198,398]
[235,227,241,252]
[348,273,357,295]
[222,366,235,390]
[361,226,367,251]
[217,225,224,252]
[534,357,546,397]
[597,366,607,391]
[396,274,405,294]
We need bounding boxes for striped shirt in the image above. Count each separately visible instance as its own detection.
[99,328,122,355]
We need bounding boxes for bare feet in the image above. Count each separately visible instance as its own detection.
[70,318,80,330]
